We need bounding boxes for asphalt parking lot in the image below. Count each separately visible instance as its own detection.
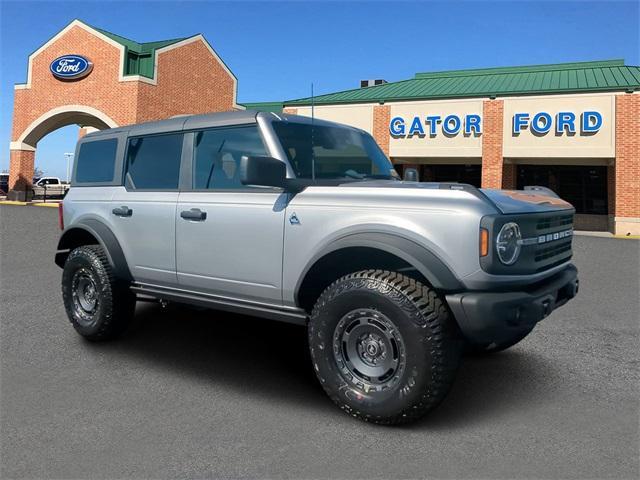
[1,205,638,479]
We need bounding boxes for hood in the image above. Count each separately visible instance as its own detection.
[342,180,574,215]
[481,189,574,214]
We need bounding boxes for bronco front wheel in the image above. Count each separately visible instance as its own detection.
[308,270,462,425]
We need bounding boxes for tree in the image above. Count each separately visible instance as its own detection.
[34,166,45,178]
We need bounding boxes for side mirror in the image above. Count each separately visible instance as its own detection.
[403,167,420,182]
[240,156,287,188]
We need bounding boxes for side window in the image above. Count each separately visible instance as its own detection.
[125,133,183,190]
[193,125,267,190]
[49,178,60,185]
[76,139,118,183]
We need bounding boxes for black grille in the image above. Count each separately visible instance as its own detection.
[535,240,572,262]
[536,214,573,231]
[480,209,575,275]
[531,212,574,271]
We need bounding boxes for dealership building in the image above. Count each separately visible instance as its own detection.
[7,20,640,234]
[248,60,640,235]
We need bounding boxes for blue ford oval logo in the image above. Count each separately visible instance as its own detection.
[50,55,93,80]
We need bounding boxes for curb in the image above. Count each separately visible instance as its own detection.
[0,200,61,207]
[573,231,639,240]
[31,202,60,208]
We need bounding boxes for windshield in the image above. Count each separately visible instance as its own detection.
[272,121,397,180]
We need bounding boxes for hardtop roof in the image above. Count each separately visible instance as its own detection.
[82,109,366,140]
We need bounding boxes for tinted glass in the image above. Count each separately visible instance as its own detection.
[193,125,267,189]
[517,165,608,214]
[272,122,395,180]
[126,134,183,190]
[76,139,118,183]
[418,164,481,187]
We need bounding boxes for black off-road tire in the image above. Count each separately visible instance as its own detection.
[308,270,463,425]
[465,327,534,355]
[62,245,136,341]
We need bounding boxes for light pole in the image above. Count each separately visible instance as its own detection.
[64,153,74,183]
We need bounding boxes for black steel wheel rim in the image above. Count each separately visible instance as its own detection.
[71,268,99,327]
[332,308,406,392]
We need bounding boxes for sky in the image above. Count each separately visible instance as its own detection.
[1,0,638,178]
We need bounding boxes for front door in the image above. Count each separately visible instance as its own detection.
[175,125,286,304]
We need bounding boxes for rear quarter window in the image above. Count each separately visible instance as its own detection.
[76,139,118,183]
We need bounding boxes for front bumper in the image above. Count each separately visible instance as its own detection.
[446,265,579,346]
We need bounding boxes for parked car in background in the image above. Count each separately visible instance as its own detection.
[0,174,9,195]
[32,177,70,198]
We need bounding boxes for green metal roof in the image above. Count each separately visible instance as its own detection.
[285,60,640,106]
[91,23,188,79]
[241,102,284,113]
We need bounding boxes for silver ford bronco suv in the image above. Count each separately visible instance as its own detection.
[56,110,579,425]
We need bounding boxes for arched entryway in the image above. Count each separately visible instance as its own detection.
[7,19,241,200]
[8,105,118,199]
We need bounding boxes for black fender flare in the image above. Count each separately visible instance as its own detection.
[294,232,463,303]
[55,219,132,282]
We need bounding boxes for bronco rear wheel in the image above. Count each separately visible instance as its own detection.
[308,270,462,425]
[62,245,135,341]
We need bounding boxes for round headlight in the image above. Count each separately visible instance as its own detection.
[496,222,522,265]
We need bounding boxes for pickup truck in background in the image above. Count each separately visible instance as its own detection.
[32,177,70,198]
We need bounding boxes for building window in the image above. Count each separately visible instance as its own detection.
[192,125,267,190]
[76,138,118,183]
[398,164,481,187]
[516,165,608,215]
[125,134,184,190]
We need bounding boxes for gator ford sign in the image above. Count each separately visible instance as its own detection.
[390,114,482,137]
[50,55,93,80]
[390,110,602,137]
[502,95,614,158]
[512,111,602,135]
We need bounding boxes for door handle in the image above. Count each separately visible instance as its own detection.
[180,208,207,221]
[112,206,133,217]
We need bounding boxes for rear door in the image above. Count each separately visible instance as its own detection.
[110,132,186,286]
[175,124,286,304]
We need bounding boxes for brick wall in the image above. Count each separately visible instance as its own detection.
[481,99,504,188]
[11,26,139,142]
[502,163,517,190]
[8,150,35,194]
[607,164,616,217]
[283,108,298,115]
[9,23,237,195]
[614,94,640,220]
[372,105,391,156]
[136,40,235,123]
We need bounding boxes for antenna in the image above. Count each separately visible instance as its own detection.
[311,82,315,181]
